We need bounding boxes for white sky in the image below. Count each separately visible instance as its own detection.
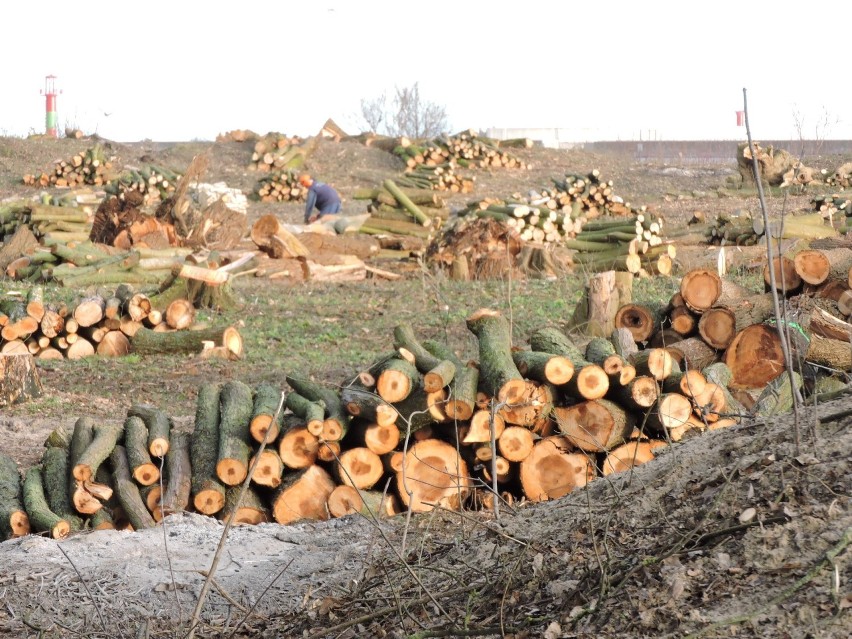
[1,1,849,142]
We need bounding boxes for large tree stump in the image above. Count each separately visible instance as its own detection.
[0,353,43,407]
[569,270,633,338]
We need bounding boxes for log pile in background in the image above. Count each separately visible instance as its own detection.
[0,196,97,248]
[354,180,449,243]
[103,164,181,206]
[254,168,307,203]
[393,129,529,171]
[248,133,308,172]
[21,144,115,189]
[705,209,838,246]
[215,129,260,143]
[0,285,243,361]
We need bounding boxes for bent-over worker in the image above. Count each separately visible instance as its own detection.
[300,174,342,223]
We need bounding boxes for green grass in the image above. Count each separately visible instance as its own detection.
[6,267,764,422]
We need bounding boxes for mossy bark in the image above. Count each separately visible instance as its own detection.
[23,466,70,539]
[422,339,478,421]
[109,445,156,530]
[161,432,191,517]
[466,309,525,403]
[216,380,254,486]
[190,383,225,515]
[0,453,29,539]
[41,446,83,531]
[285,391,327,435]
[123,415,159,486]
[285,375,348,441]
[127,403,171,457]
[73,421,124,483]
[249,383,284,443]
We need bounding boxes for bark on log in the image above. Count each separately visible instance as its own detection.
[519,436,595,502]
[512,350,574,386]
[375,357,420,404]
[528,327,609,400]
[216,380,254,486]
[285,391,327,437]
[160,432,191,517]
[0,453,30,539]
[23,466,70,539]
[422,339,479,421]
[72,421,124,483]
[39,447,84,534]
[131,325,243,357]
[285,375,349,442]
[0,353,43,407]
[665,337,719,372]
[128,404,171,457]
[614,303,660,343]
[190,383,226,515]
[109,445,156,530]
[123,415,160,486]
[466,309,527,404]
[249,383,284,443]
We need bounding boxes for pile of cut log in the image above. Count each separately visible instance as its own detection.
[254,168,307,203]
[6,258,852,540]
[21,144,115,188]
[248,133,308,172]
[0,198,95,248]
[0,285,243,361]
[705,210,838,246]
[103,164,181,205]
[395,160,475,193]
[393,129,529,172]
[216,129,259,143]
[354,179,447,243]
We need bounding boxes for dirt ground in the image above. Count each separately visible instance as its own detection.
[0,135,850,638]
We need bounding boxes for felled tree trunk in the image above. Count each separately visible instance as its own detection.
[191,383,226,515]
[0,353,43,407]
[466,309,527,404]
[216,381,255,486]
[396,439,471,512]
[271,465,336,525]
[0,453,30,539]
[553,399,634,452]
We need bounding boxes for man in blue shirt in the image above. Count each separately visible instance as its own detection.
[300,174,342,223]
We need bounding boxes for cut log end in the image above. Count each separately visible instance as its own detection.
[216,459,247,486]
[132,464,160,486]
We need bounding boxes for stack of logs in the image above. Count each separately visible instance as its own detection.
[355,180,449,240]
[0,285,243,361]
[249,134,306,172]
[254,169,307,203]
[4,296,795,541]
[463,169,648,240]
[103,165,181,205]
[394,129,529,172]
[705,210,837,246]
[0,200,93,246]
[615,259,852,411]
[22,145,114,188]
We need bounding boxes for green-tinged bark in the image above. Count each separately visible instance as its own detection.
[123,416,160,486]
[127,404,171,457]
[41,446,84,531]
[216,380,254,486]
[72,421,124,483]
[0,453,29,539]
[109,445,156,530]
[23,466,70,539]
[285,375,349,442]
[466,309,526,404]
[249,383,284,443]
[191,383,225,515]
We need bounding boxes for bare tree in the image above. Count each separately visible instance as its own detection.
[359,82,449,138]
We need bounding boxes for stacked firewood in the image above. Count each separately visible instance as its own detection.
[705,209,838,246]
[0,200,94,246]
[254,169,307,203]
[811,194,851,222]
[216,129,259,143]
[354,180,448,240]
[22,145,115,188]
[0,285,243,361]
[616,262,852,412]
[825,162,852,188]
[394,161,475,193]
[249,133,306,172]
[394,129,529,172]
[104,165,181,205]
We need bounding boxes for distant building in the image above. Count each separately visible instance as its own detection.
[485,127,610,149]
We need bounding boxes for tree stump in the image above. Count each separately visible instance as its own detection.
[0,353,43,407]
